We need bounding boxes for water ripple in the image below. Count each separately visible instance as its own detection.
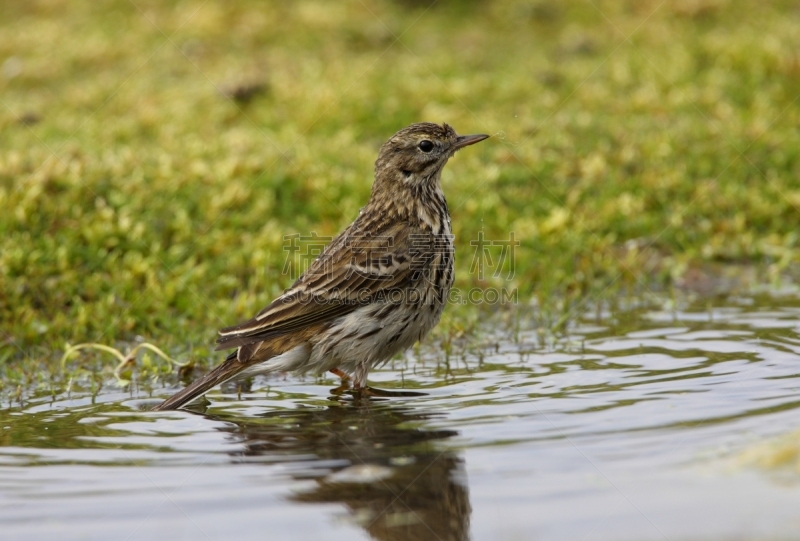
[2,293,800,540]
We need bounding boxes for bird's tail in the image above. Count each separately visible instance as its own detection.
[152,351,241,411]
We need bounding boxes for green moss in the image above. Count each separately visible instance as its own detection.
[1,0,799,383]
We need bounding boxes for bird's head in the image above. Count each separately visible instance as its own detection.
[373,122,489,189]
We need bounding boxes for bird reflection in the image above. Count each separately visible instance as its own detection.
[205,398,470,541]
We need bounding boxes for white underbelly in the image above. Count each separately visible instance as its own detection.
[234,293,448,381]
[306,300,443,375]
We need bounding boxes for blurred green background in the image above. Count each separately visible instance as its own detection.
[1,0,799,380]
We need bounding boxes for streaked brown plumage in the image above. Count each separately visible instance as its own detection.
[154,123,488,410]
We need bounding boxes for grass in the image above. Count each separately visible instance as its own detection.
[1,0,800,389]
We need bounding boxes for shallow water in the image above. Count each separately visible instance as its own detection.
[3,292,800,541]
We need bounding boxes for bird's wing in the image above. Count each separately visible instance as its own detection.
[215,220,432,350]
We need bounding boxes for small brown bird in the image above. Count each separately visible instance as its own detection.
[154,123,488,410]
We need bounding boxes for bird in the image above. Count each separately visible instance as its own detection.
[153,122,489,410]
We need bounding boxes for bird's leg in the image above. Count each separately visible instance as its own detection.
[329,367,350,381]
[329,367,351,396]
[352,363,369,390]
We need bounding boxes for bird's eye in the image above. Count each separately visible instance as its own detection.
[418,140,434,153]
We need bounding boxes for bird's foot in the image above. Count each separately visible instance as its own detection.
[330,382,352,397]
[350,386,427,398]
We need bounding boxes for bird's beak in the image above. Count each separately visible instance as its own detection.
[453,133,490,150]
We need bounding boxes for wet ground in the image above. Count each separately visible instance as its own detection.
[2,290,800,540]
